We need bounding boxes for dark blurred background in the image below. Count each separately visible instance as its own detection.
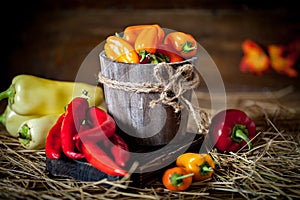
[1,0,299,92]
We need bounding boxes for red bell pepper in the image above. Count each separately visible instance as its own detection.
[45,113,65,160]
[209,109,256,153]
[60,97,88,159]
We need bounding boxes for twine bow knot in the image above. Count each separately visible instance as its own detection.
[149,62,200,113]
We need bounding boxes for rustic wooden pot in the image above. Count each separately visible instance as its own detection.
[99,51,197,146]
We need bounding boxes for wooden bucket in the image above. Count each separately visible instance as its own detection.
[99,51,197,146]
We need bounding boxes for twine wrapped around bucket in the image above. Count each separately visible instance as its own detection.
[98,62,211,134]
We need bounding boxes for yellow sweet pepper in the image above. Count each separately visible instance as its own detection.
[176,153,215,181]
[0,106,39,137]
[18,114,59,149]
[0,74,104,116]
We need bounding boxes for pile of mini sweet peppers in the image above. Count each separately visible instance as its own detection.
[104,24,198,64]
[240,39,299,77]
[0,74,104,150]
[162,109,257,191]
[45,97,129,176]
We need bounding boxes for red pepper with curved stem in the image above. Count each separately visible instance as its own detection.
[164,32,197,59]
[79,139,128,176]
[61,97,88,159]
[45,113,65,160]
[209,109,256,153]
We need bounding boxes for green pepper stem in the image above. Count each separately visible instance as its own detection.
[0,86,14,101]
[232,124,253,150]
[170,172,194,187]
[201,165,214,173]
[0,110,6,125]
[235,129,252,150]
[18,125,31,145]
[182,41,196,53]
[174,173,194,181]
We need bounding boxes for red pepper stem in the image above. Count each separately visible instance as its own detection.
[232,124,253,150]
[182,42,196,53]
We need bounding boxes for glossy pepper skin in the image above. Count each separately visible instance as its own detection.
[60,97,88,159]
[156,44,184,63]
[135,26,158,55]
[45,114,65,159]
[209,109,256,153]
[0,106,39,137]
[104,36,139,63]
[164,32,197,59]
[176,153,215,181]
[105,133,130,167]
[79,140,128,177]
[162,167,194,191]
[123,24,164,45]
[18,114,59,150]
[0,74,104,116]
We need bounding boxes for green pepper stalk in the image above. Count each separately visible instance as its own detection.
[18,115,59,149]
[0,106,39,137]
[0,74,104,116]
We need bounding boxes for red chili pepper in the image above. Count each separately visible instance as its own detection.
[79,140,128,176]
[164,32,197,59]
[60,97,89,159]
[85,107,116,137]
[209,109,256,153]
[45,113,65,160]
[109,133,130,167]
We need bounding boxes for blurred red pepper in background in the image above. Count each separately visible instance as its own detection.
[240,39,270,75]
[268,44,298,77]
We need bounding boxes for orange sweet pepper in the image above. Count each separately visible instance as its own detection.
[123,24,164,46]
[134,26,158,55]
[164,32,197,59]
[176,153,214,181]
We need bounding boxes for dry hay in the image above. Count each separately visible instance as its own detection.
[0,99,299,200]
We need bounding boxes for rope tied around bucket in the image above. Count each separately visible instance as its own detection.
[98,62,211,134]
